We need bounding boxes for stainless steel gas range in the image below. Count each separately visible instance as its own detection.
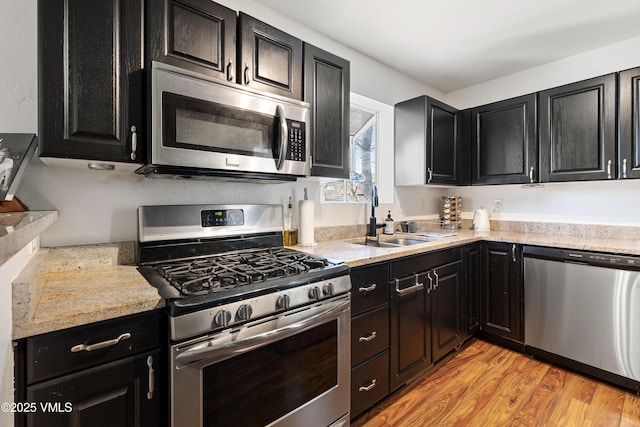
[136,204,351,427]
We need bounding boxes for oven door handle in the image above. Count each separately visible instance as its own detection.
[175,298,349,368]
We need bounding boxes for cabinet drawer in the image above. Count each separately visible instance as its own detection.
[26,310,163,385]
[351,350,389,420]
[350,262,389,316]
[351,305,389,367]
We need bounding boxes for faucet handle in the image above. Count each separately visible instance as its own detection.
[372,185,378,208]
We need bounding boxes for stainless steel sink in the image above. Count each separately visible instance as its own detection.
[350,237,432,248]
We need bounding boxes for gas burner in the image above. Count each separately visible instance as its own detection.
[150,247,334,297]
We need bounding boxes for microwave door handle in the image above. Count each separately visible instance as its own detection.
[275,105,288,170]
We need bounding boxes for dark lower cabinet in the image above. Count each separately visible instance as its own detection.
[462,243,481,337]
[38,0,144,163]
[349,262,390,420]
[471,94,537,185]
[430,260,463,362]
[25,350,161,427]
[539,73,616,182]
[238,12,303,100]
[481,242,523,347]
[304,43,351,178]
[147,0,237,81]
[15,310,165,427]
[619,67,640,180]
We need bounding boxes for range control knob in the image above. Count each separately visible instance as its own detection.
[309,286,321,300]
[213,310,232,328]
[323,283,335,296]
[276,294,291,310]
[236,304,253,321]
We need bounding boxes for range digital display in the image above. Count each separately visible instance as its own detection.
[201,209,244,227]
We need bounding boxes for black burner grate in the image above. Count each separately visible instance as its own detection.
[153,247,330,296]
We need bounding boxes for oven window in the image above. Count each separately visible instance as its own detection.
[202,320,338,427]
[163,92,276,158]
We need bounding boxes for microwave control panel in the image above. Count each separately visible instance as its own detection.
[286,120,306,162]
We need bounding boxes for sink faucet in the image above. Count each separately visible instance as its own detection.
[367,185,384,237]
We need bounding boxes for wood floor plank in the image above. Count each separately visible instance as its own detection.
[585,383,625,426]
[620,392,640,427]
[511,366,565,425]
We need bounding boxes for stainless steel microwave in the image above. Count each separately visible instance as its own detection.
[139,62,310,180]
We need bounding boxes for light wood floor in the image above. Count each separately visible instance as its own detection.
[353,339,640,427]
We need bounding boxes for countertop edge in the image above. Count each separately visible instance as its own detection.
[0,211,58,266]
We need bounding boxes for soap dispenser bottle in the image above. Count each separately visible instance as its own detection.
[384,210,394,235]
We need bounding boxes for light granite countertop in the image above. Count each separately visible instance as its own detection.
[12,221,640,339]
[12,242,164,340]
[295,228,640,268]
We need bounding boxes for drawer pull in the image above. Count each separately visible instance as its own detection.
[70,333,131,353]
[358,284,377,293]
[147,356,155,400]
[359,379,377,392]
[358,332,377,342]
[395,278,423,296]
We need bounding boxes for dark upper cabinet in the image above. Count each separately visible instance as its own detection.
[304,43,350,178]
[38,0,144,164]
[471,94,537,185]
[539,73,616,182]
[147,0,237,82]
[619,67,640,180]
[481,242,523,344]
[238,13,303,100]
[395,96,460,185]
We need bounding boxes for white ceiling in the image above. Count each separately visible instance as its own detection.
[255,0,640,93]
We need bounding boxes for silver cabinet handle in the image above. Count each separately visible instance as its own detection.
[529,166,534,183]
[427,272,433,294]
[147,355,155,400]
[359,332,377,342]
[275,105,288,170]
[607,159,612,179]
[71,332,131,353]
[226,59,234,82]
[427,167,433,183]
[395,278,423,296]
[243,64,250,85]
[359,379,377,392]
[432,270,439,289]
[358,284,377,293]
[512,244,517,262]
[130,126,137,160]
[623,158,628,179]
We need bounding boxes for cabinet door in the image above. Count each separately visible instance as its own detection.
[481,242,523,342]
[304,43,351,178]
[619,67,640,180]
[238,13,303,100]
[147,0,237,81]
[539,73,616,182]
[26,350,161,427]
[431,260,463,361]
[462,244,481,336]
[389,274,430,392]
[38,0,143,163]
[394,96,459,185]
[471,94,537,185]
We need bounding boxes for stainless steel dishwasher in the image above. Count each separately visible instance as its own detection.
[524,246,640,389]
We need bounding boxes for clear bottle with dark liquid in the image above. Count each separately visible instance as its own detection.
[284,196,298,246]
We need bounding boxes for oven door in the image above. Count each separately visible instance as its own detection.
[171,295,351,427]
[151,62,310,177]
